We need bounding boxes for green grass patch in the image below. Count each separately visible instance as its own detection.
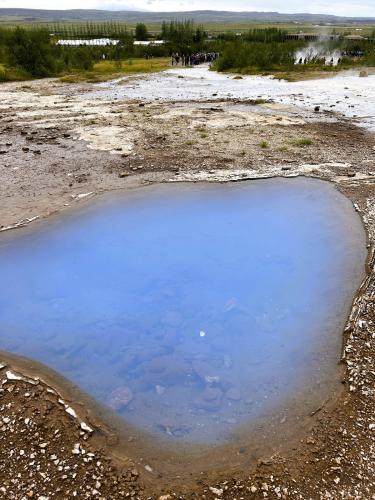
[0,65,31,82]
[60,58,170,83]
[259,140,269,149]
[293,138,313,146]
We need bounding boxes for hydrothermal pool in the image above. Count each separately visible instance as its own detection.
[0,178,367,443]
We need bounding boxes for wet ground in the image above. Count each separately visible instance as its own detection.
[0,66,375,498]
[91,66,375,131]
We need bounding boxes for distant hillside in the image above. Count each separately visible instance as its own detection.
[0,8,374,24]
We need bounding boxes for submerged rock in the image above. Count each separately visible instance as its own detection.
[192,360,221,385]
[225,387,242,401]
[202,386,222,402]
[108,387,133,410]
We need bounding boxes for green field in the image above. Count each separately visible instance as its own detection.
[0,19,374,37]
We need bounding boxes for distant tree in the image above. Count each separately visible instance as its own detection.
[6,27,57,77]
[193,25,206,43]
[135,23,149,41]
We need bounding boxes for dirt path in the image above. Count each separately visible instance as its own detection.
[0,72,375,499]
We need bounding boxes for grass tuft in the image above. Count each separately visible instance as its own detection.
[293,138,313,146]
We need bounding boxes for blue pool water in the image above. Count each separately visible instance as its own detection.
[0,179,366,443]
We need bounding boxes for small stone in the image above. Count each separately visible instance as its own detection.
[108,387,133,410]
[209,486,223,496]
[80,422,93,433]
[72,443,80,454]
[130,468,139,477]
[203,386,222,402]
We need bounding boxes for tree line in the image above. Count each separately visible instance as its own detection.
[0,21,212,80]
[0,24,374,80]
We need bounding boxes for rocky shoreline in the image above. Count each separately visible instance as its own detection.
[0,364,142,499]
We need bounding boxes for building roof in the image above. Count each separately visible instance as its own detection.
[56,39,119,46]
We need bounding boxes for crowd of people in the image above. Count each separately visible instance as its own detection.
[171,52,219,66]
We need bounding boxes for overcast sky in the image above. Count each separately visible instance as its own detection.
[2,0,375,17]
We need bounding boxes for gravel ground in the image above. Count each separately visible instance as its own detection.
[0,368,141,499]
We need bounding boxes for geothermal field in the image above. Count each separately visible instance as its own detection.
[0,12,375,500]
